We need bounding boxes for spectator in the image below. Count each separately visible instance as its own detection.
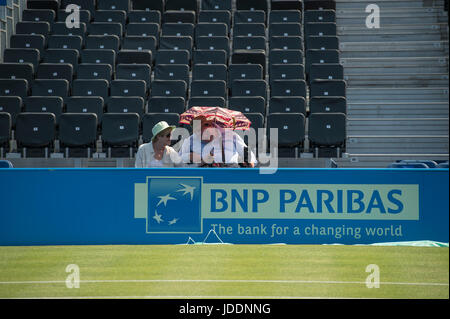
[135,121,182,167]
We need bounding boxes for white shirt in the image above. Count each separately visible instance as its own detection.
[135,142,182,168]
[179,131,257,166]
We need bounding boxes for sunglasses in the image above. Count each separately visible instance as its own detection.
[158,132,171,138]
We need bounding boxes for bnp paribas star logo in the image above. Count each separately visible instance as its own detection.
[134,177,203,233]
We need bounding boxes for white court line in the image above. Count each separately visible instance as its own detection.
[4,296,381,300]
[0,279,448,286]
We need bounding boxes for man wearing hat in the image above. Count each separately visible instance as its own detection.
[135,121,182,167]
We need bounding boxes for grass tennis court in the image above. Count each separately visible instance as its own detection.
[0,245,448,299]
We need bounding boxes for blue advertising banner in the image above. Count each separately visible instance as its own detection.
[0,168,448,245]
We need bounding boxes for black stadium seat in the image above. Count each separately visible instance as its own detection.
[122,36,157,52]
[117,50,151,65]
[266,112,306,156]
[195,23,228,41]
[166,0,199,13]
[162,23,195,38]
[61,0,95,16]
[66,96,105,125]
[269,10,302,24]
[85,35,120,52]
[0,63,34,84]
[154,64,190,86]
[101,113,140,157]
[234,23,266,37]
[0,112,11,156]
[231,50,267,75]
[163,11,196,24]
[107,97,145,118]
[148,97,186,114]
[231,79,268,100]
[190,80,227,99]
[233,36,266,51]
[0,97,23,128]
[234,10,265,25]
[72,79,109,100]
[308,112,346,157]
[306,35,339,50]
[270,79,306,98]
[303,0,336,11]
[15,112,56,158]
[3,48,40,70]
[47,35,83,51]
[77,63,113,82]
[97,0,131,12]
[31,79,70,98]
[150,80,187,98]
[193,49,227,65]
[116,64,152,89]
[36,63,74,84]
[187,96,226,108]
[309,63,344,83]
[22,9,56,23]
[229,96,266,115]
[0,79,28,98]
[201,0,232,11]
[305,49,340,75]
[310,79,346,98]
[309,97,347,114]
[268,96,306,115]
[94,10,127,26]
[228,64,263,87]
[27,0,59,12]
[199,10,231,29]
[128,11,161,24]
[142,113,180,143]
[269,64,305,82]
[131,0,164,12]
[10,34,45,53]
[24,96,64,124]
[236,0,268,13]
[110,80,147,100]
[304,10,337,23]
[155,50,189,66]
[271,0,303,10]
[15,21,50,39]
[193,64,228,84]
[59,113,98,158]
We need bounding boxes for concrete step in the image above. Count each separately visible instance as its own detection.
[346,135,449,154]
[336,16,448,24]
[347,118,449,135]
[340,49,448,58]
[347,101,449,118]
[343,73,449,87]
[343,65,449,75]
[337,7,446,14]
[338,33,446,42]
[339,40,449,51]
[336,0,445,10]
[341,56,448,67]
[337,23,448,33]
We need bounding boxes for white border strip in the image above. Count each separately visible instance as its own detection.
[0,279,447,286]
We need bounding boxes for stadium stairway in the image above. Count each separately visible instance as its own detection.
[333,0,449,167]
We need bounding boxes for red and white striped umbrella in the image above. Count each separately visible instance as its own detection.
[179,106,251,130]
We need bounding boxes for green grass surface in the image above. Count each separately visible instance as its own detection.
[0,245,448,299]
